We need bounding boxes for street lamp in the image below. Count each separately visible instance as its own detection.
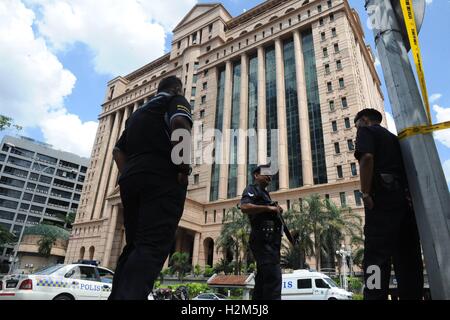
[336,245,351,291]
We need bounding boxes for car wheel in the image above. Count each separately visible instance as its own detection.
[53,294,74,301]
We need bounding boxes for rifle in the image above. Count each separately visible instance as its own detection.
[270,201,297,247]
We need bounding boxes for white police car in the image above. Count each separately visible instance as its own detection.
[0,262,114,300]
[282,270,353,300]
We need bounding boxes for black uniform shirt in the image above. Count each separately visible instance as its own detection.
[355,124,406,178]
[240,184,280,227]
[115,92,193,184]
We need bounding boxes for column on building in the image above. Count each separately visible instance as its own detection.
[257,46,267,166]
[237,53,249,194]
[274,38,289,191]
[218,61,233,200]
[92,111,122,220]
[191,232,201,267]
[293,30,314,186]
[102,204,119,268]
[105,106,132,201]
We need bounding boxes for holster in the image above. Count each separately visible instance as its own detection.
[375,173,403,192]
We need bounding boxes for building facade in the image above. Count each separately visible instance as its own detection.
[65,0,386,270]
[0,136,89,267]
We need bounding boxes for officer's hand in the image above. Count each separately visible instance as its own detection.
[277,205,284,214]
[269,206,281,215]
[178,173,189,186]
[363,195,374,210]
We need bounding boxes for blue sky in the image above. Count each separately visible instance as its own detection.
[0,0,449,186]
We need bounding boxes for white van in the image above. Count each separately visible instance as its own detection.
[282,270,353,300]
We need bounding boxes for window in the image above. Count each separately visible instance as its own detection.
[334,142,340,154]
[321,32,326,41]
[351,163,358,176]
[297,279,312,289]
[334,43,340,53]
[332,121,338,132]
[191,87,197,97]
[192,32,197,44]
[0,187,21,199]
[318,5,322,13]
[0,177,25,188]
[201,96,206,104]
[339,78,345,88]
[0,199,18,210]
[33,195,46,204]
[329,100,335,111]
[206,46,211,52]
[186,63,189,72]
[336,60,342,70]
[316,279,330,289]
[323,48,328,58]
[354,190,362,206]
[193,74,198,83]
[209,24,213,33]
[348,139,355,151]
[330,13,335,22]
[204,211,208,224]
[342,97,348,108]
[337,165,343,179]
[328,0,332,9]
[79,266,99,281]
[177,41,181,49]
[194,174,199,185]
[344,117,351,129]
[7,156,31,169]
[319,18,324,26]
[327,82,333,92]
[340,192,346,206]
[200,110,205,118]
[194,62,199,70]
[325,64,330,74]
[332,28,337,37]
[98,268,114,284]
[39,175,52,184]
[22,193,32,201]
[203,82,208,90]
[190,100,195,109]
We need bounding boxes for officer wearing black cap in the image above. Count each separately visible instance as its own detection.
[109,76,193,300]
[354,108,423,300]
[240,165,283,300]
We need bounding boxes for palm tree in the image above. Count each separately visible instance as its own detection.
[37,234,57,257]
[169,252,191,281]
[64,212,76,229]
[282,202,314,269]
[0,225,16,247]
[320,199,363,271]
[285,195,363,272]
[216,206,251,275]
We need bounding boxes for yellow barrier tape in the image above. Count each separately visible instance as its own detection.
[397,0,450,139]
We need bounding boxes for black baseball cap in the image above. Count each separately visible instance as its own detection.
[354,108,383,124]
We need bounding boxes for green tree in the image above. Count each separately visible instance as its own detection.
[203,265,215,278]
[214,258,234,275]
[0,225,17,246]
[37,234,57,257]
[216,206,251,275]
[169,252,191,281]
[193,264,202,277]
[64,212,76,230]
[282,195,362,272]
[0,115,22,131]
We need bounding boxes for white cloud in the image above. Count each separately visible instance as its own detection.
[430,93,442,103]
[426,0,433,5]
[444,160,450,184]
[433,104,450,148]
[40,112,98,157]
[0,0,96,157]
[28,0,196,76]
[385,112,398,135]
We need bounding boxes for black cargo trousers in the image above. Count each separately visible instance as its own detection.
[363,187,424,300]
[108,173,187,300]
[250,221,283,300]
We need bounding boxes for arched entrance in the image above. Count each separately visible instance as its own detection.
[203,238,214,267]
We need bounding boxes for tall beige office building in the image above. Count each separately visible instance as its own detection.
[65,0,386,270]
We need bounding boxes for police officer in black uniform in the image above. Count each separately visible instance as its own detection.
[240,165,283,300]
[109,76,193,300]
[354,108,424,300]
